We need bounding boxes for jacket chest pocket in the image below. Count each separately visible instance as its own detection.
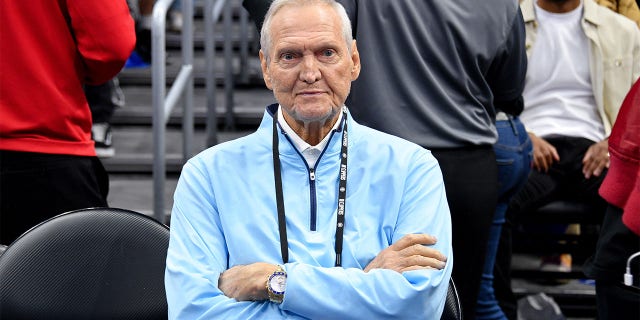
[603,55,634,84]
[602,55,635,110]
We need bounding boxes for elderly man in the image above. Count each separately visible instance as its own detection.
[243,0,529,318]
[165,0,452,318]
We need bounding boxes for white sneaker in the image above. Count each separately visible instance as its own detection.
[92,123,115,158]
[168,10,183,32]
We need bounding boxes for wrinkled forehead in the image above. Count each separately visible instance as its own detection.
[268,4,345,53]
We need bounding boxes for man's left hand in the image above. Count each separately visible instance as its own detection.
[364,233,447,273]
[582,139,609,179]
[218,262,278,301]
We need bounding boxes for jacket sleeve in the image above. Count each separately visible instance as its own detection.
[67,0,135,84]
[280,151,453,319]
[487,6,528,116]
[166,160,308,319]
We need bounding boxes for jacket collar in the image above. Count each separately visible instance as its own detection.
[521,0,536,23]
[260,103,353,158]
[521,0,602,26]
[582,0,602,27]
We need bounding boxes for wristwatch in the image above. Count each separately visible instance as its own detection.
[266,265,287,304]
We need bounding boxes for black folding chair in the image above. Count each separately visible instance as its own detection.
[0,207,169,319]
[441,278,463,320]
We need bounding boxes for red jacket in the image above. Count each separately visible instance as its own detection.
[0,0,135,156]
[599,79,640,235]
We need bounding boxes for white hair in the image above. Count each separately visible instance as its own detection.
[260,0,353,62]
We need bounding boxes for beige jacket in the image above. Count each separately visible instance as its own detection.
[521,0,640,136]
[596,0,640,28]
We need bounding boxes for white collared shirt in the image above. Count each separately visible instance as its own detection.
[277,106,343,168]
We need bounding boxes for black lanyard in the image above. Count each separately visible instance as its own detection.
[272,109,348,267]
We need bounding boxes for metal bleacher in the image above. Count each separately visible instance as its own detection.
[104,0,273,219]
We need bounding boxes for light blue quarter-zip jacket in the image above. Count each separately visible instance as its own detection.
[166,104,453,319]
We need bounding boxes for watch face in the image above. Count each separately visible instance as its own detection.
[269,272,286,294]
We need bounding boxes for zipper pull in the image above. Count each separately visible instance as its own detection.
[309,169,316,181]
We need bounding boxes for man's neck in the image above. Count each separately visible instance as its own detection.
[537,0,581,13]
[281,111,339,146]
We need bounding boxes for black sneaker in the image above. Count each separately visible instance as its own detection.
[92,123,115,158]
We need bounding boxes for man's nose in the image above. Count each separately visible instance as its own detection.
[299,55,321,84]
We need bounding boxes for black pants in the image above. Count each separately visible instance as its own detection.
[495,136,607,318]
[595,280,640,320]
[508,136,606,212]
[0,151,109,244]
[84,77,123,123]
[431,146,498,319]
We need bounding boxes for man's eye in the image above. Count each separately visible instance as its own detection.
[321,49,335,57]
[281,53,295,60]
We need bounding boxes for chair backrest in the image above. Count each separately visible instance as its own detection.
[440,278,462,320]
[0,207,170,319]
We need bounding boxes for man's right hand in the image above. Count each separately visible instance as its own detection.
[364,234,447,273]
[529,132,560,172]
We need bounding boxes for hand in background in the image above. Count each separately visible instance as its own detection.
[582,139,609,179]
[529,132,560,172]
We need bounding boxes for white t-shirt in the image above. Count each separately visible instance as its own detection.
[521,1,605,142]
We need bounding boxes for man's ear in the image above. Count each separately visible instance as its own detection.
[350,40,361,81]
[259,50,273,90]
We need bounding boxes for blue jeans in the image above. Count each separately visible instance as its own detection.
[476,116,532,320]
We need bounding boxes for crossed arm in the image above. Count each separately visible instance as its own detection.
[218,233,447,302]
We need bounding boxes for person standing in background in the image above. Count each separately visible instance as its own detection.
[0,0,135,244]
[477,114,533,320]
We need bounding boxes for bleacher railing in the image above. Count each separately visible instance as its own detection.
[151,0,194,223]
[205,0,252,145]
[152,0,251,222]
